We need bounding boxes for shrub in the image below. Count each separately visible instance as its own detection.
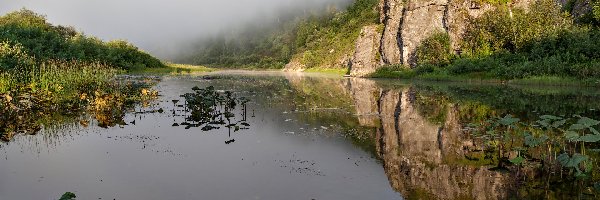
[416,32,453,66]
[0,41,34,71]
[462,0,572,56]
[594,1,600,22]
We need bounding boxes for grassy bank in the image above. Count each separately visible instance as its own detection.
[129,63,215,75]
[370,67,600,87]
[303,68,349,75]
[0,9,165,141]
[0,60,160,141]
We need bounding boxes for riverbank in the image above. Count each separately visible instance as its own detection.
[0,67,160,141]
[128,63,215,75]
[368,67,600,87]
[134,65,600,87]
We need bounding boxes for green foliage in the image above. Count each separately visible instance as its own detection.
[292,0,379,68]
[398,0,600,81]
[463,0,571,56]
[416,32,453,66]
[0,9,164,70]
[0,9,162,141]
[594,0,600,22]
[370,65,416,78]
[477,0,512,5]
[474,113,600,182]
[58,192,76,200]
[189,0,380,69]
[0,41,34,71]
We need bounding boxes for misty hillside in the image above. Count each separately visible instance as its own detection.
[180,0,379,69]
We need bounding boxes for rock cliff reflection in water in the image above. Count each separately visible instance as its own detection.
[1,72,600,199]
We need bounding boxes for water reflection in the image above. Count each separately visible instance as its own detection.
[343,78,600,199]
[357,83,510,199]
[283,74,600,199]
[2,72,600,199]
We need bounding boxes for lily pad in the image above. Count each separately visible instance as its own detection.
[510,156,525,165]
[577,134,600,143]
[558,153,588,168]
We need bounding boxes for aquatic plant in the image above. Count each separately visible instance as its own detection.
[172,86,251,137]
[58,192,76,200]
[0,74,159,141]
[471,114,600,195]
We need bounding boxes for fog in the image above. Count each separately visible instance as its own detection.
[0,0,352,60]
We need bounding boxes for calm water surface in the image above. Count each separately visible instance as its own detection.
[1,71,600,199]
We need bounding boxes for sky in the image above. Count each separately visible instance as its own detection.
[0,0,350,59]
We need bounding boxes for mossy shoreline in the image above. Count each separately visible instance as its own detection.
[369,69,600,87]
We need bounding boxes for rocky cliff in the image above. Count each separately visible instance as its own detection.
[349,25,383,77]
[349,0,536,76]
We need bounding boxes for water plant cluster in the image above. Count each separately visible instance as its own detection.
[175,86,251,135]
[468,114,600,196]
[0,75,160,141]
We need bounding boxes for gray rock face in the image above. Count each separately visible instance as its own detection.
[446,0,495,52]
[374,0,534,68]
[283,59,306,72]
[400,0,449,67]
[571,0,593,19]
[349,25,382,77]
[379,0,404,65]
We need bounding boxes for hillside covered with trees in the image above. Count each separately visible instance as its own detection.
[181,0,379,69]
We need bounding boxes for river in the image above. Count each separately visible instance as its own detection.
[1,71,599,199]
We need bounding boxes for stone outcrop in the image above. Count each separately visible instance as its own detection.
[283,59,306,72]
[370,0,535,70]
[284,0,542,75]
[400,0,449,67]
[379,0,404,65]
[349,25,383,77]
[571,0,594,19]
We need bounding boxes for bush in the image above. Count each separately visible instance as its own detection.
[0,41,34,71]
[462,0,572,56]
[416,32,453,66]
[594,1,600,21]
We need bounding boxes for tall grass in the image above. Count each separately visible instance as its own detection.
[32,61,119,96]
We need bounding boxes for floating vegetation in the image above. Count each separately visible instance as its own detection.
[58,192,76,200]
[170,86,251,141]
[468,114,600,196]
